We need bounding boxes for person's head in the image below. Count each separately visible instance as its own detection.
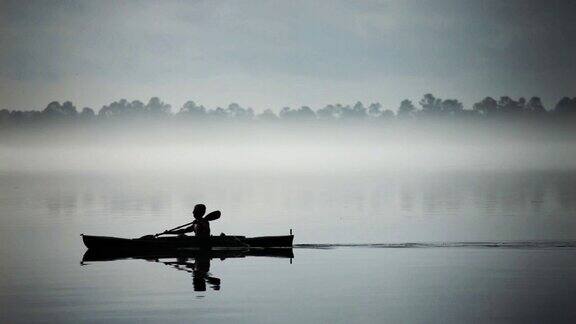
[193,204,206,219]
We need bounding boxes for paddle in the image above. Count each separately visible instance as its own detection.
[140,210,221,239]
[204,210,221,221]
[162,211,220,235]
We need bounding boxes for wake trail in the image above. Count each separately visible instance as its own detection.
[295,240,576,249]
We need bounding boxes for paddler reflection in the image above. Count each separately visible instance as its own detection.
[164,255,221,291]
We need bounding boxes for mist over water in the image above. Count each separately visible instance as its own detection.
[2,118,576,174]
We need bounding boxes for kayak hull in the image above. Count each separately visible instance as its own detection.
[81,234,294,250]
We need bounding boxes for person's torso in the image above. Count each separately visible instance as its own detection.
[193,219,210,237]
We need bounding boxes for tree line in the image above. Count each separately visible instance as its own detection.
[1,94,575,126]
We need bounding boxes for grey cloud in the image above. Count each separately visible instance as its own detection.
[0,0,574,110]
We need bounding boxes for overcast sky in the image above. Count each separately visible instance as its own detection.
[1,0,574,112]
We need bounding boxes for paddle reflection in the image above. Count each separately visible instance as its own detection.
[81,248,294,292]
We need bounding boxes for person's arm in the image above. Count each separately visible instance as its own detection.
[165,221,196,235]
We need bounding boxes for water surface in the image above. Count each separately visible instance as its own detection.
[1,170,575,323]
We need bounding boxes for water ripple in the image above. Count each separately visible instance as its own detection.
[295,241,576,249]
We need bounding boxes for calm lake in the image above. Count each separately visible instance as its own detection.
[1,169,575,323]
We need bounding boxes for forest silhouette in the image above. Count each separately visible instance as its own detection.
[1,94,576,128]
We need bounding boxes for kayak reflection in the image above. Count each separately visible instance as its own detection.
[81,248,294,292]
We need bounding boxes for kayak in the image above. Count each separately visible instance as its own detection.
[82,246,294,263]
[81,233,294,250]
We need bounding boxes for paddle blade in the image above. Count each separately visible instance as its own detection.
[204,210,221,221]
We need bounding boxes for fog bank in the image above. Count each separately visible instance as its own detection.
[2,120,575,174]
